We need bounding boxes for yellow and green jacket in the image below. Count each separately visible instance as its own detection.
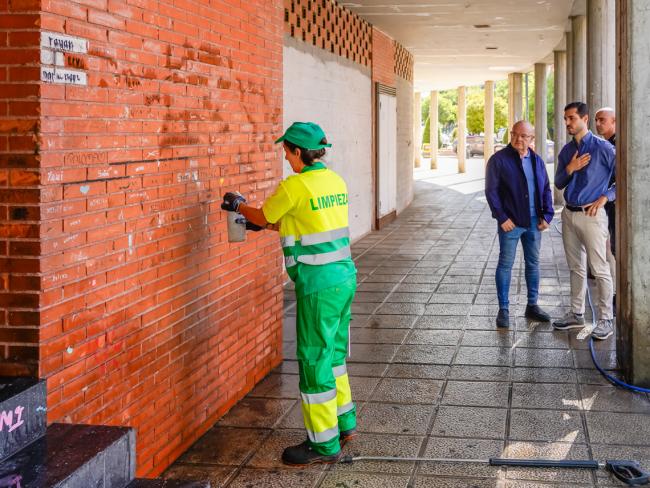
[262,162,356,297]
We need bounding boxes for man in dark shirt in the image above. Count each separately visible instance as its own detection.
[553,102,616,340]
[595,107,616,310]
[485,121,554,328]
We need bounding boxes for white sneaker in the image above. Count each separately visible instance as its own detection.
[591,319,613,340]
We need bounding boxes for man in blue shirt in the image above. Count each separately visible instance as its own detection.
[485,121,554,328]
[553,102,616,340]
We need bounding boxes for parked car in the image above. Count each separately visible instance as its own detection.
[453,135,506,158]
[532,139,555,164]
[453,136,554,163]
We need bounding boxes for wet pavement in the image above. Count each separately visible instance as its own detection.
[165,158,650,487]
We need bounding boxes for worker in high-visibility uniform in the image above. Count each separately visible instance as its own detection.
[220,122,357,466]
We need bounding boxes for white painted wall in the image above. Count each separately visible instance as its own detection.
[283,36,373,241]
[396,76,414,213]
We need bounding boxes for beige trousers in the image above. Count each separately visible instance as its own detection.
[606,237,616,294]
[561,207,614,320]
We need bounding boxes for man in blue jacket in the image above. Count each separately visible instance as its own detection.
[553,102,616,340]
[485,121,554,328]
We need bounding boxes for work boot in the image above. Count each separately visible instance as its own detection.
[552,312,585,330]
[339,428,357,445]
[525,304,551,322]
[591,319,614,340]
[496,309,509,328]
[281,441,342,466]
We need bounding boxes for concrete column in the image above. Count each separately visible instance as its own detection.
[430,90,439,169]
[571,15,587,102]
[587,0,616,130]
[484,80,495,161]
[414,92,422,168]
[457,86,466,173]
[566,29,574,102]
[534,63,548,164]
[507,73,523,139]
[553,50,567,205]
[616,0,650,386]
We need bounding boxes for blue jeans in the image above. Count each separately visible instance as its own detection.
[496,223,541,310]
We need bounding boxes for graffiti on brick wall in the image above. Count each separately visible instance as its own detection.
[0,406,24,433]
[0,474,22,488]
[40,31,88,86]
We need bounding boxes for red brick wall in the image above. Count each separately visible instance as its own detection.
[371,27,395,87]
[3,0,285,477]
[0,0,42,377]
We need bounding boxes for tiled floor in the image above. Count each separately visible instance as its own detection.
[165,158,650,487]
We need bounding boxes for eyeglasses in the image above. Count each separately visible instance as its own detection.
[510,132,534,141]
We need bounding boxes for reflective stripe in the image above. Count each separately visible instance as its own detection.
[305,425,339,444]
[285,256,297,268]
[301,227,350,246]
[297,246,351,265]
[301,394,338,443]
[301,388,337,405]
[335,372,353,409]
[332,364,347,378]
[337,401,354,416]
[280,235,295,248]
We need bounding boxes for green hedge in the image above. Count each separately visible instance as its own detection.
[422,118,442,149]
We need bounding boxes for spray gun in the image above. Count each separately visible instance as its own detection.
[222,191,255,242]
[227,211,247,242]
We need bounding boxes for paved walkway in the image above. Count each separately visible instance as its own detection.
[165,157,650,487]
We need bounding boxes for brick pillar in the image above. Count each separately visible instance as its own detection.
[0,0,42,377]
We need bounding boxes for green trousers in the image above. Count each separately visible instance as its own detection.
[295,276,357,455]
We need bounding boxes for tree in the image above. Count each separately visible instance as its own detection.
[438,89,457,128]
[422,116,431,144]
[460,84,509,136]
[421,96,430,125]
[421,116,442,148]
[466,87,484,134]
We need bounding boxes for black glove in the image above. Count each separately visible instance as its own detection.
[221,191,246,212]
[233,215,264,232]
[245,220,263,232]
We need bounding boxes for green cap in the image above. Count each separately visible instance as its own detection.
[275,122,332,150]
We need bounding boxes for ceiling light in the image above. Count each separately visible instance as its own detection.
[488,66,517,71]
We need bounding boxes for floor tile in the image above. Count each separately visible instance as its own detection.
[336,433,424,475]
[371,378,443,404]
[358,403,436,435]
[418,436,504,478]
[441,381,510,408]
[319,472,411,488]
[175,426,270,466]
[509,409,585,443]
[163,464,235,488]
[228,467,321,488]
[511,383,582,410]
[585,411,650,445]
[431,406,507,439]
[217,398,296,429]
